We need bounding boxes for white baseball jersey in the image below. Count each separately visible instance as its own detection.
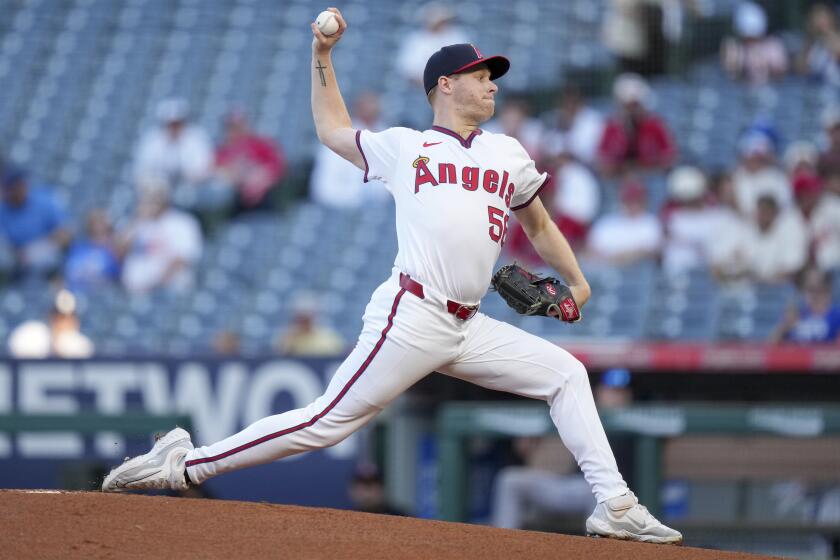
[356,125,548,304]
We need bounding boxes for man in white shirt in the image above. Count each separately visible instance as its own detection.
[134,99,213,188]
[134,99,232,218]
[103,9,681,545]
[587,179,662,266]
[732,131,792,217]
[747,195,808,283]
[7,290,94,359]
[119,180,203,294]
[542,86,605,166]
[662,166,721,276]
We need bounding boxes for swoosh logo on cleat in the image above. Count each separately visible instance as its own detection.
[422,141,442,147]
[114,470,161,489]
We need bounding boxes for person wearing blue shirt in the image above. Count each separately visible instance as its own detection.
[63,209,120,293]
[0,166,72,277]
[771,267,840,344]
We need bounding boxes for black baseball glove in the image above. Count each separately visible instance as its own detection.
[491,264,581,322]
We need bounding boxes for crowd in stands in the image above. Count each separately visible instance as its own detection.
[0,96,293,290]
[0,96,299,357]
[2,0,840,357]
[499,1,840,345]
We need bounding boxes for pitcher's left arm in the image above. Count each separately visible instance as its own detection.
[513,197,591,307]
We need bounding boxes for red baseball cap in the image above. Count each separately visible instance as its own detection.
[423,43,510,95]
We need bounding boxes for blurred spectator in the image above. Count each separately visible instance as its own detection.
[485,97,543,157]
[134,99,229,220]
[0,165,71,278]
[63,210,120,293]
[797,3,840,87]
[747,195,808,283]
[707,171,754,281]
[348,464,405,516]
[732,130,791,217]
[310,92,389,208]
[721,1,788,85]
[275,293,344,357]
[783,140,819,179]
[395,4,469,87]
[490,369,632,529]
[7,289,94,358]
[505,136,600,262]
[586,179,662,266]
[490,437,593,529]
[215,110,287,214]
[770,268,840,344]
[597,73,677,176]
[793,173,840,272]
[662,166,719,276]
[602,0,672,76]
[604,0,700,76]
[544,138,601,247]
[541,86,605,166]
[817,107,840,177]
[603,0,646,75]
[212,330,241,356]
[119,179,203,295]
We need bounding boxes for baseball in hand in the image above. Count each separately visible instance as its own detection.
[315,10,339,36]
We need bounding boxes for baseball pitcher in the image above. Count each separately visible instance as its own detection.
[103,8,681,545]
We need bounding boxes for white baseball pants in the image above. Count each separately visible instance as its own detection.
[185,269,628,503]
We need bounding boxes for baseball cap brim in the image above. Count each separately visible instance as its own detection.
[449,55,510,82]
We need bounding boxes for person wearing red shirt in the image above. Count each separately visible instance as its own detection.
[597,73,677,177]
[215,111,287,213]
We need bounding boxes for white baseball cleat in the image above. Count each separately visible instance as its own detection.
[101,427,193,493]
[585,491,683,545]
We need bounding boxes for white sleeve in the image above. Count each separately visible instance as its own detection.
[356,127,408,186]
[509,140,549,210]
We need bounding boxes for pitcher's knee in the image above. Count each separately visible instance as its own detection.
[545,351,589,401]
[565,356,589,384]
[306,413,369,449]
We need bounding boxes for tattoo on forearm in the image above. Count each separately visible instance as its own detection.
[316,60,327,87]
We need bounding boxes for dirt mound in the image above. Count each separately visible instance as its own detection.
[0,490,778,559]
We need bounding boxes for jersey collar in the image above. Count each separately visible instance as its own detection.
[430,125,482,149]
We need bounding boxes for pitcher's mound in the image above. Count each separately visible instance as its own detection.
[1,490,777,559]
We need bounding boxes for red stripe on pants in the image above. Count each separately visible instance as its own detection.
[185,288,407,467]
